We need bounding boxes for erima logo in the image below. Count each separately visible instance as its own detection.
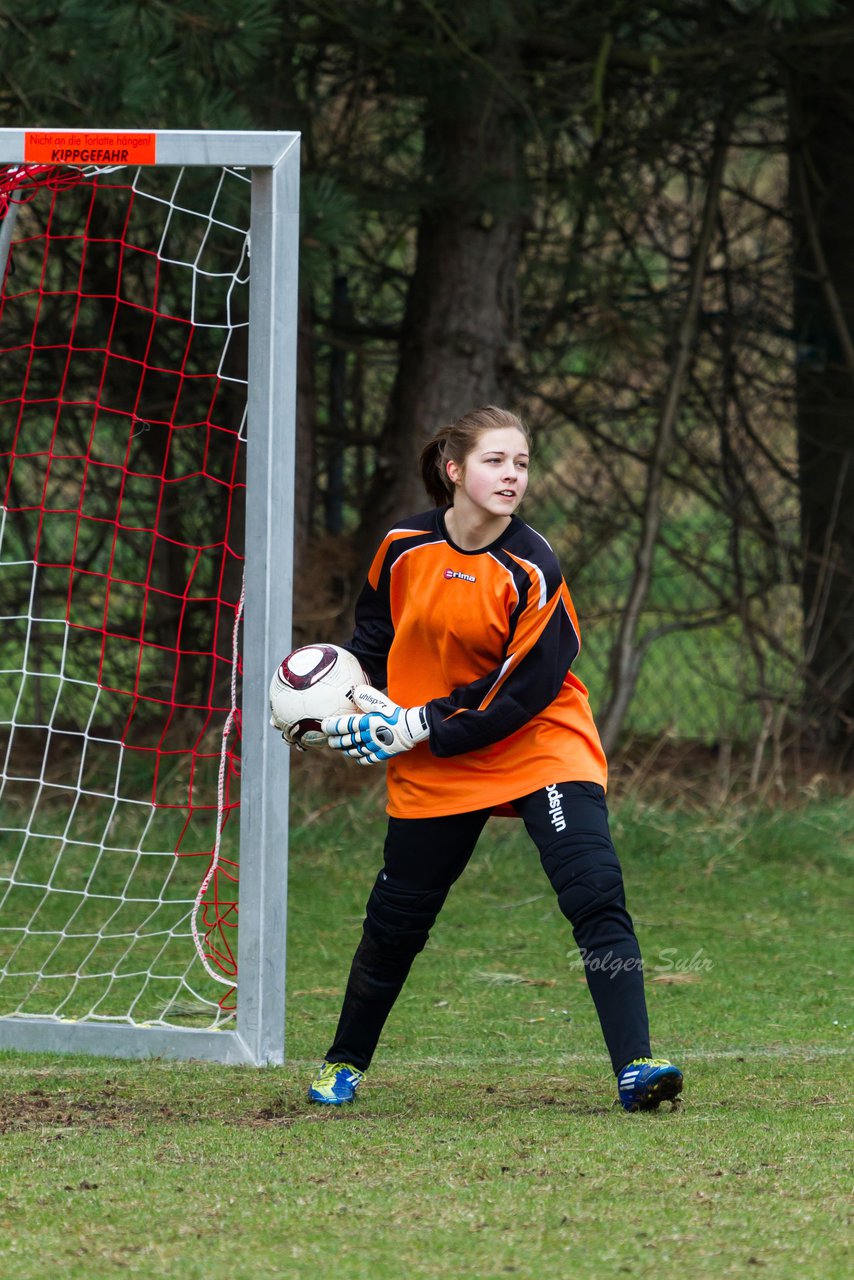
[546,783,566,832]
[444,568,476,583]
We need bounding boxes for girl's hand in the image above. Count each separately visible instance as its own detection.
[322,686,429,765]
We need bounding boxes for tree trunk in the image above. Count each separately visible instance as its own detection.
[295,291,317,564]
[357,80,525,560]
[789,42,854,759]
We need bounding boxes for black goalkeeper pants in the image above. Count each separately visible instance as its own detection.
[324,781,652,1076]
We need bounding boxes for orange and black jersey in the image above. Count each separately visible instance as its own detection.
[346,507,607,818]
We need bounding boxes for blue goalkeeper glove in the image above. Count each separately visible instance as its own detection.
[322,685,430,766]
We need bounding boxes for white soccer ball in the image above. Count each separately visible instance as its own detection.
[269,644,367,749]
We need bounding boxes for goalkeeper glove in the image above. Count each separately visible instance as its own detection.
[322,685,430,766]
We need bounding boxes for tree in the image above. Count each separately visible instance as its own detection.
[4,0,854,761]
[357,21,529,552]
[788,25,854,754]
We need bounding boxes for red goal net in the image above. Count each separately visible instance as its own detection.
[0,160,251,1026]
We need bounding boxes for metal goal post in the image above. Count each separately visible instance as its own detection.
[0,128,299,1065]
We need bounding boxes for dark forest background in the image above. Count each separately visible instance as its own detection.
[2,0,853,784]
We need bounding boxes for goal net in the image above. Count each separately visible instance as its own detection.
[0,131,298,1063]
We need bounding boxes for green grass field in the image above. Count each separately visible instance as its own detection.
[0,783,851,1279]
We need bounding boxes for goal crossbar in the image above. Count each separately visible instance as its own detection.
[0,128,299,1065]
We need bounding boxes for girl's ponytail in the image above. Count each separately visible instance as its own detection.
[419,430,455,507]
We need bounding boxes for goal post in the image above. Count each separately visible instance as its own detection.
[0,129,299,1064]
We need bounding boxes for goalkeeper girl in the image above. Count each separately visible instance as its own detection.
[295,405,683,1112]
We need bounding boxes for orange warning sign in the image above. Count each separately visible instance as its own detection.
[24,131,157,166]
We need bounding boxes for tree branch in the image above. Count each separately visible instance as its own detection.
[598,102,737,754]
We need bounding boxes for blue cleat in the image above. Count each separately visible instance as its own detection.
[617,1058,683,1111]
[307,1061,365,1105]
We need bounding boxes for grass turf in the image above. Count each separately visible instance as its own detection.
[0,788,851,1279]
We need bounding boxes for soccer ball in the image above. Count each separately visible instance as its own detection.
[269,644,367,749]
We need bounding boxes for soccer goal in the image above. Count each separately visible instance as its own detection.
[0,129,299,1065]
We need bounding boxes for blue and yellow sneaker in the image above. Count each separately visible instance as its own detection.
[617,1058,683,1111]
[307,1061,365,1105]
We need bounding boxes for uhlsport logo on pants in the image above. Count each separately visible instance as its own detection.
[545,783,566,832]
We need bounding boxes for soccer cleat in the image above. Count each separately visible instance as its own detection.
[617,1058,683,1112]
[307,1060,365,1105]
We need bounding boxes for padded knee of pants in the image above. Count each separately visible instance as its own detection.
[542,837,627,929]
[362,874,448,957]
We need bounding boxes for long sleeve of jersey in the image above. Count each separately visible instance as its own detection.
[344,510,582,760]
[345,578,394,690]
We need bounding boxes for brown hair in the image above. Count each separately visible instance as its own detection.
[419,406,531,507]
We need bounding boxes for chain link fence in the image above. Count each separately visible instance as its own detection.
[528,418,801,751]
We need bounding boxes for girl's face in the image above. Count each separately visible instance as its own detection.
[447,427,530,520]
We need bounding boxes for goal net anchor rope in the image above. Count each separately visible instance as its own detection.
[191,581,244,990]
